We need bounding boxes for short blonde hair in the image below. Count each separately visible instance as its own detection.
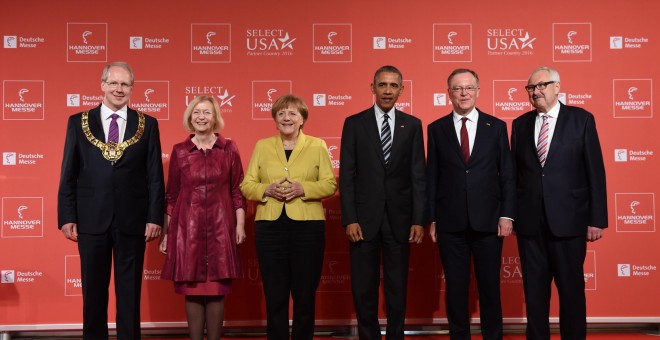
[271,94,309,126]
[183,95,225,132]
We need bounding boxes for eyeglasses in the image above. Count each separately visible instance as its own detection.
[524,81,556,92]
[104,81,133,90]
[449,86,479,93]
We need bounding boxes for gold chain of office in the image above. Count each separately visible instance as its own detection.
[81,110,145,162]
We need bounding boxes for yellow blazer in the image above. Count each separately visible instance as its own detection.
[240,131,337,221]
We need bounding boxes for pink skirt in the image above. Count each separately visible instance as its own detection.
[174,277,233,296]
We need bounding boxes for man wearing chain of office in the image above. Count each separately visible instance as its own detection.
[58,61,165,340]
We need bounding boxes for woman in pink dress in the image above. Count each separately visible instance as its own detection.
[160,95,246,340]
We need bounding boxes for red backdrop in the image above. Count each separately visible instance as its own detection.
[1,0,658,332]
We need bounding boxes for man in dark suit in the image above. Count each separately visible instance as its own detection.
[427,68,515,340]
[340,65,426,340]
[511,66,607,340]
[58,61,165,340]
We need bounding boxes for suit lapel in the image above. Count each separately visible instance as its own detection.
[124,109,138,142]
[470,110,492,162]
[522,112,541,168]
[545,103,567,167]
[286,131,307,166]
[390,110,408,166]
[89,106,105,142]
[360,108,386,167]
[439,113,464,163]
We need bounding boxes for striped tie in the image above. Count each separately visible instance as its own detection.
[536,115,549,167]
[108,113,119,144]
[381,113,392,166]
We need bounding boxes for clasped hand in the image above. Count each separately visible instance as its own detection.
[265,178,304,201]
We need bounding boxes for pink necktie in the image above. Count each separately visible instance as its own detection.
[536,115,549,167]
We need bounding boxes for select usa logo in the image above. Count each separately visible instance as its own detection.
[246,28,296,57]
[129,36,170,49]
[614,148,653,162]
[615,193,655,232]
[613,79,653,118]
[433,23,472,62]
[191,24,231,63]
[3,80,45,120]
[492,80,531,119]
[617,263,656,277]
[313,24,352,63]
[486,27,536,56]
[130,81,170,120]
[1,197,44,238]
[553,23,592,62]
[67,23,107,62]
[610,36,649,49]
[252,81,292,120]
[184,85,236,113]
[4,35,45,49]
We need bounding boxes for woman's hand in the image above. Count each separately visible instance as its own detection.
[236,224,246,245]
[264,178,289,201]
[282,178,304,201]
[159,234,167,255]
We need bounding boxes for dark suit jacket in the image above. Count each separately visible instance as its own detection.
[57,105,165,235]
[511,103,607,237]
[427,110,515,232]
[340,107,427,243]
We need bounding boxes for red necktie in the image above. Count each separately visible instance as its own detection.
[460,117,470,163]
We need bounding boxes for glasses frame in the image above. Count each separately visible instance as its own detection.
[104,81,133,90]
[524,81,556,92]
[449,86,479,94]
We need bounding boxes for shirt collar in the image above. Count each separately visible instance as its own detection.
[537,101,560,119]
[374,104,396,120]
[101,103,128,121]
[452,107,479,123]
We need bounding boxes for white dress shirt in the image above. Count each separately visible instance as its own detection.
[453,108,479,156]
[534,102,561,151]
[375,104,396,142]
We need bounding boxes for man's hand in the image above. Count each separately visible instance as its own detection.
[145,223,162,242]
[159,234,167,254]
[428,222,437,243]
[346,223,363,242]
[587,226,604,242]
[409,225,424,244]
[498,218,513,237]
[61,223,78,242]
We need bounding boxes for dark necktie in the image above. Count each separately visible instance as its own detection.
[108,113,119,144]
[460,117,470,163]
[381,114,392,166]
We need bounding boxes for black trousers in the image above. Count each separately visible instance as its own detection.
[437,229,503,340]
[77,224,146,340]
[350,217,410,340]
[255,211,325,340]
[517,211,587,340]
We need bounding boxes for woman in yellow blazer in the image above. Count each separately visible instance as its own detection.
[240,94,336,340]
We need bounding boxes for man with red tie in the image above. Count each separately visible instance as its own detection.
[427,68,515,340]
